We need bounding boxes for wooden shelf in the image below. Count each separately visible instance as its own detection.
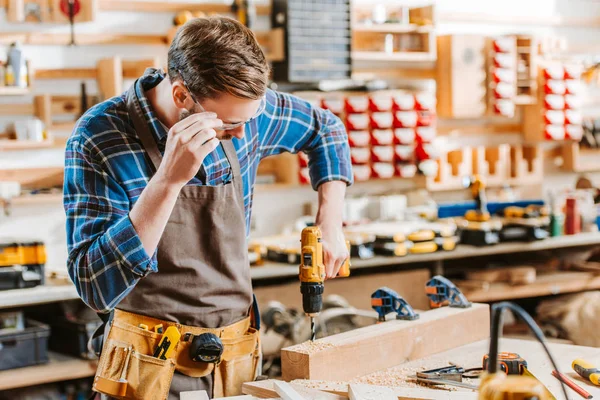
[514,94,536,105]
[0,280,79,310]
[11,193,63,206]
[0,32,167,46]
[0,352,97,391]
[351,51,436,62]
[352,23,433,33]
[0,87,30,96]
[0,139,55,151]
[98,0,271,15]
[561,142,600,172]
[460,271,600,302]
[252,232,600,281]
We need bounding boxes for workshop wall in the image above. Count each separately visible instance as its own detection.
[2,0,600,272]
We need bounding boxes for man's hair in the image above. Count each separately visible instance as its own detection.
[167,17,270,101]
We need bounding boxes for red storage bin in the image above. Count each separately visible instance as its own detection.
[371,163,395,179]
[370,112,394,129]
[544,66,564,80]
[393,111,418,128]
[344,95,369,114]
[321,97,344,115]
[369,94,393,112]
[492,68,515,84]
[346,113,370,131]
[418,159,439,177]
[392,93,416,111]
[371,146,395,162]
[347,130,371,147]
[544,80,566,95]
[415,127,436,143]
[415,93,435,111]
[394,145,414,162]
[394,128,416,145]
[396,163,417,178]
[415,142,439,160]
[493,37,515,53]
[417,111,435,127]
[353,164,372,181]
[565,110,582,125]
[564,65,582,80]
[298,152,309,168]
[565,94,582,110]
[350,147,371,164]
[494,53,515,69]
[565,80,581,95]
[543,110,565,125]
[494,82,516,99]
[566,124,583,140]
[371,129,394,146]
[299,168,311,184]
[544,95,565,110]
[494,100,515,117]
[545,124,566,140]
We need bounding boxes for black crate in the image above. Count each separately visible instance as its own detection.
[0,319,50,371]
[47,317,102,360]
[0,264,44,291]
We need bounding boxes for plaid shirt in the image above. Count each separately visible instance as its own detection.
[64,70,352,312]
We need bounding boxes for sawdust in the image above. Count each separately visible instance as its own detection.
[287,340,336,354]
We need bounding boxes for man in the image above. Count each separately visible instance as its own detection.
[64,16,352,399]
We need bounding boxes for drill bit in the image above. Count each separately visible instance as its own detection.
[310,317,316,341]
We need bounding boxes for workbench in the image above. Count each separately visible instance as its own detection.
[243,338,600,399]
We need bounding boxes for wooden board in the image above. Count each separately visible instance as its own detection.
[96,57,123,99]
[465,266,537,285]
[0,32,168,46]
[98,0,271,15]
[281,303,490,382]
[254,269,431,312]
[243,380,344,399]
[349,384,396,400]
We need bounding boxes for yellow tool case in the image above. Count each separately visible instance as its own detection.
[0,240,46,291]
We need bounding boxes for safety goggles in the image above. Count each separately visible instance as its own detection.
[178,69,266,131]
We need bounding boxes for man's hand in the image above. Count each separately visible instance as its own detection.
[155,112,222,188]
[315,181,348,279]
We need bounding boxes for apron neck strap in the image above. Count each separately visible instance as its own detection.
[126,82,163,172]
[221,140,243,199]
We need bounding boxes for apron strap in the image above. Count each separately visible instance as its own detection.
[126,82,163,172]
[221,140,244,202]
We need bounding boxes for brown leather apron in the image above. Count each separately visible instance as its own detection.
[110,78,254,398]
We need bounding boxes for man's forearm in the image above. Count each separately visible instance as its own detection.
[315,181,346,227]
[129,173,182,257]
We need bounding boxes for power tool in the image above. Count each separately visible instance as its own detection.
[370,287,419,322]
[299,226,350,341]
[459,176,502,247]
[425,275,471,309]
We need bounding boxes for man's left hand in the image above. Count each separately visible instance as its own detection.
[319,223,349,279]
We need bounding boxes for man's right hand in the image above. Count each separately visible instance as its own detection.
[156,112,222,188]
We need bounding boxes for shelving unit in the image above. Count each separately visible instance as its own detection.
[11,192,63,206]
[0,138,55,151]
[352,23,433,34]
[0,280,78,310]
[0,352,97,391]
[351,51,436,62]
[561,141,600,172]
[0,86,30,96]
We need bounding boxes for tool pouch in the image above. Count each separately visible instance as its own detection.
[92,319,176,400]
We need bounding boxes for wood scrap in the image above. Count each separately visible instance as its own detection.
[180,391,209,400]
[465,266,536,285]
[242,380,345,400]
[273,381,305,400]
[281,304,490,381]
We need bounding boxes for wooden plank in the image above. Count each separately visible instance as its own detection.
[34,94,52,127]
[0,86,30,96]
[0,32,167,46]
[98,0,271,15]
[243,380,344,400]
[0,352,97,390]
[253,268,431,312]
[461,271,600,302]
[281,304,490,382]
[352,68,435,81]
[349,384,396,400]
[0,138,55,151]
[0,167,64,188]
[97,57,123,99]
[181,391,210,400]
[438,12,600,28]
[0,103,33,116]
[122,58,161,79]
[465,266,537,285]
[273,381,305,400]
[35,68,97,80]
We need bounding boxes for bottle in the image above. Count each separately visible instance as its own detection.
[5,64,15,86]
[19,62,28,88]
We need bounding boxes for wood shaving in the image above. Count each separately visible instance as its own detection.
[287,340,336,354]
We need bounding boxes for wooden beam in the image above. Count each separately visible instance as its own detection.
[281,303,490,382]
[98,0,271,15]
[0,167,64,189]
[273,381,305,400]
[34,94,52,127]
[0,32,167,46]
[96,57,123,99]
[242,381,344,400]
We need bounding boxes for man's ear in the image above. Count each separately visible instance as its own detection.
[172,81,190,109]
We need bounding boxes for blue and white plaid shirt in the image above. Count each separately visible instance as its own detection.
[64,70,352,312]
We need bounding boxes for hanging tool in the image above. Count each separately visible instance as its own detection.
[425,275,471,309]
[483,352,528,375]
[573,359,600,385]
[153,326,181,360]
[478,302,568,400]
[60,0,81,46]
[299,226,350,341]
[370,287,419,322]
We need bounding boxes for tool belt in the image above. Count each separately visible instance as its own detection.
[92,309,260,399]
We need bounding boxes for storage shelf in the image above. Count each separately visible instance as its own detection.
[352,23,433,33]
[460,271,600,302]
[352,51,436,62]
[11,193,63,206]
[0,281,79,310]
[0,139,55,151]
[0,87,30,96]
[0,352,97,391]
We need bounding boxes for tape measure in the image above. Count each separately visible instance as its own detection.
[483,352,528,375]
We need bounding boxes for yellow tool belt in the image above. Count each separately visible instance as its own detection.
[93,309,260,400]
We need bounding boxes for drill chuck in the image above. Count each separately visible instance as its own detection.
[301,282,324,315]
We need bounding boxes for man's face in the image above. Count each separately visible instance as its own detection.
[180,93,263,140]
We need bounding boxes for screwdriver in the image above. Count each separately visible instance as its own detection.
[573,359,600,385]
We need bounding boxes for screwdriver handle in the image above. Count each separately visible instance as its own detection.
[573,359,600,385]
[337,240,351,278]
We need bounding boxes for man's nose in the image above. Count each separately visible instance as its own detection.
[232,125,245,139]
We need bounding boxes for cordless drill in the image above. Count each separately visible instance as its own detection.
[299,226,350,341]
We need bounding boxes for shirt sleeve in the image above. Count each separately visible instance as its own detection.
[257,89,353,190]
[64,134,158,313]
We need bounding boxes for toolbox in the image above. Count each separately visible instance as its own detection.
[47,316,102,359]
[0,240,46,268]
[0,264,44,290]
[0,319,50,371]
